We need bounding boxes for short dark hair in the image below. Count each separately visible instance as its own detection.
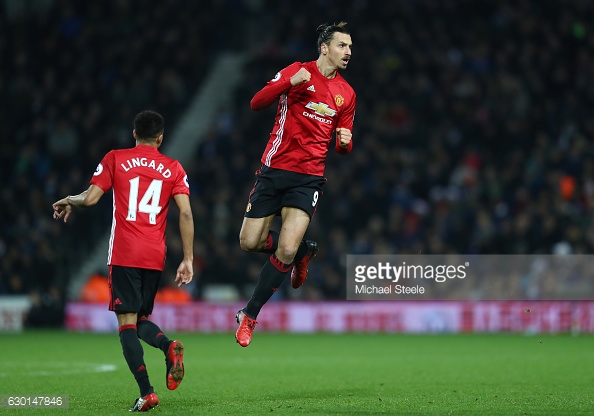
[134,110,164,141]
[317,22,349,54]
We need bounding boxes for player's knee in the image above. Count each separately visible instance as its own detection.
[239,234,261,252]
[276,242,298,264]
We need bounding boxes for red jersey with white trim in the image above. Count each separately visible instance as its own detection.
[90,144,190,270]
[251,60,356,176]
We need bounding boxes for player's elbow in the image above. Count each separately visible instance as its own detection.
[180,210,193,223]
[250,98,264,111]
[82,186,104,207]
[250,92,273,111]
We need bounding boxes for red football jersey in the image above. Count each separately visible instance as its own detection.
[90,144,190,270]
[251,60,356,176]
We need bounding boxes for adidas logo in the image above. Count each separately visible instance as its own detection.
[307,85,316,92]
[114,298,122,305]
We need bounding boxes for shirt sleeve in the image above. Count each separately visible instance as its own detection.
[335,93,356,154]
[90,151,115,192]
[250,62,302,110]
[172,162,190,196]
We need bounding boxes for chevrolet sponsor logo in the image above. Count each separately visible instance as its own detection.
[305,102,336,117]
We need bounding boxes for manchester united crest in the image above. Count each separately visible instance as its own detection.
[334,94,344,107]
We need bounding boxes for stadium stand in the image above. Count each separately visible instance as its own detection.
[2,1,594,324]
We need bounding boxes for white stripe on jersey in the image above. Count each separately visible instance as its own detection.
[107,195,116,265]
[265,93,288,166]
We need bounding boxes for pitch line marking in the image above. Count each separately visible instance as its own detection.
[0,362,117,377]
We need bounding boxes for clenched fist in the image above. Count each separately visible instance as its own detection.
[290,68,311,86]
[336,128,352,148]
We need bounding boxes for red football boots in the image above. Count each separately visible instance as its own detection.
[235,309,258,347]
[290,240,318,289]
[166,340,184,390]
[130,392,159,412]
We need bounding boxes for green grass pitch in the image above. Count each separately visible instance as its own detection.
[0,331,592,415]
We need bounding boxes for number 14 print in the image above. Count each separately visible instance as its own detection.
[126,177,163,224]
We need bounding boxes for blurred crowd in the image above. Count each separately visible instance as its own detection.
[2,0,594,322]
[0,0,249,323]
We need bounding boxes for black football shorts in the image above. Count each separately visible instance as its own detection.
[108,265,161,315]
[244,165,327,219]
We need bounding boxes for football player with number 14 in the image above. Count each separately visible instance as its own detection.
[52,110,194,412]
